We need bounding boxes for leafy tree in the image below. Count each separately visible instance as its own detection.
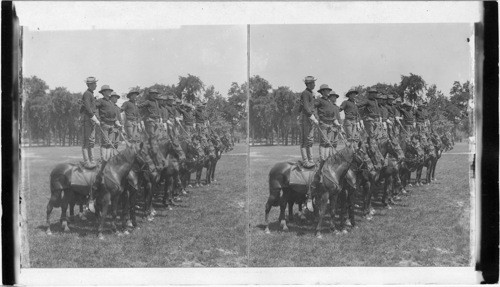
[398,73,426,104]
[176,74,204,103]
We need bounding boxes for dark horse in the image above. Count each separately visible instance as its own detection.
[206,131,234,183]
[46,142,157,239]
[194,134,216,186]
[264,144,363,238]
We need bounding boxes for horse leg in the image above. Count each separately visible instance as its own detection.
[120,190,129,232]
[346,187,356,229]
[264,187,281,234]
[287,199,295,222]
[60,191,72,232]
[163,175,174,210]
[98,192,111,239]
[415,166,423,186]
[46,189,62,235]
[211,160,218,182]
[195,166,202,187]
[315,191,329,238]
[129,187,138,228]
[277,192,289,231]
[143,176,154,221]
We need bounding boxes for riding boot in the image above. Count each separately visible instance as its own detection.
[87,148,96,167]
[306,146,315,167]
[300,147,308,165]
[82,148,91,168]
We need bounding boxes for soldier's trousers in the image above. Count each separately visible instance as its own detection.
[318,122,338,148]
[100,123,117,148]
[125,120,139,142]
[363,118,376,138]
[145,119,160,138]
[343,119,357,140]
[81,115,96,149]
[300,114,314,148]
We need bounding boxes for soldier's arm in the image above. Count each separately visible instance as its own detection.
[82,92,95,118]
[301,91,313,117]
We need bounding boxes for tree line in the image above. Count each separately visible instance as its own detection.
[21,75,247,146]
[247,73,473,145]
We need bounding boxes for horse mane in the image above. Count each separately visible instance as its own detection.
[107,145,135,167]
[325,147,353,166]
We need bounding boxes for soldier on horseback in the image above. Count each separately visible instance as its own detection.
[399,102,416,134]
[415,100,429,133]
[138,89,162,137]
[96,85,122,161]
[178,102,196,136]
[386,94,401,138]
[80,77,99,168]
[357,88,381,138]
[121,88,142,143]
[377,93,390,138]
[161,94,186,160]
[340,89,361,140]
[298,76,318,168]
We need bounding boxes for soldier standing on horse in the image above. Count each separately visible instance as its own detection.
[163,94,186,160]
[298,76,318,168]
[415,100,429,133]
[377,93,390,138]
[315,84,342,162]
[357,88,381,138]
[340,89,361,141]
[110,91,124,155]
[96,85,122,162]
[399,101,416,134]
[138,89,162,138]
[80,77,100,168]
[386,94,400,138]
[121,89,142,143]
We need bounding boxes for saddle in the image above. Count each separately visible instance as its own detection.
[71,162,101,187]
[288,161,318,190]
[295,160,316,170]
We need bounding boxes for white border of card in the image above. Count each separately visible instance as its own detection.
[16,1,481,285]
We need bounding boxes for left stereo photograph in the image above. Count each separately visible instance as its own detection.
[17,2,249,268]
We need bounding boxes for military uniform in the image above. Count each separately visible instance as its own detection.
[298,76,318,168]
[377,94,389,138]
[386,95,400,137]
[121,89,141,142]
[315,87,341,161]
[357,88,381,138]
[80,77,99,167]
[399,103,416,133]
[96,91,120,161]
[415,103,428,133]
[339,89,359,140]
[138,90,162,137]
[178,104,195,136]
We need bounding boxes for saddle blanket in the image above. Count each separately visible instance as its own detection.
[71,164,98,187]
[289,162,317,187]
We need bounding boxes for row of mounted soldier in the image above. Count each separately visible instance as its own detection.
[46,76,234,239]
[262,76,455,237]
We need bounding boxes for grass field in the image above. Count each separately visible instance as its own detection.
[22,144,248,268]
[248,142,472,267]
[22,142,471,268]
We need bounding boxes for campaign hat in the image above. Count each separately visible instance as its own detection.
[376,94,387,100]
[387,94,395,100]
[345,89,359,97]
[85,77,98,84]
[367,88,378,93]
[99,85,113,94]
[127,89,140,98]
[110,92,120,98]
[317,84,332,93]
[328,91,340,98]
[304,76,317,83]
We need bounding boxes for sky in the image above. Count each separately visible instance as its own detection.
[23,26,247,97]
[17,1,479,105]
[250,23,474,103]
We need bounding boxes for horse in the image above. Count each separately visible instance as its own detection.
[156,138,182,210]
[207,131,234,183]
[45,142,157,238]
[177,134,201,192]
[415,133,437,185]
[354,139,382,220]
[194,134,216,186]
[375,135,406,207]
[398,133,424,189]
[264,144,363,238]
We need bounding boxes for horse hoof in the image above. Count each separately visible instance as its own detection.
[123,230,130,235]
[116,231,123,236]
[366,214,373,220]
[387,205,392,210]
[187,184,193,188]
[345,220,352,227]
[168,206,173,211]
[369,209,376,215]
[264,228,270,234]
[181,190,188,195]
[282,225,288,231]
[316,233,323,239]
[98,234,105,240]
[126,220,133,228]
[213,179,217,182]
[341,229,348,234]
[151,209,157,216]
[46,229,52,235]
[147,215,154,222]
